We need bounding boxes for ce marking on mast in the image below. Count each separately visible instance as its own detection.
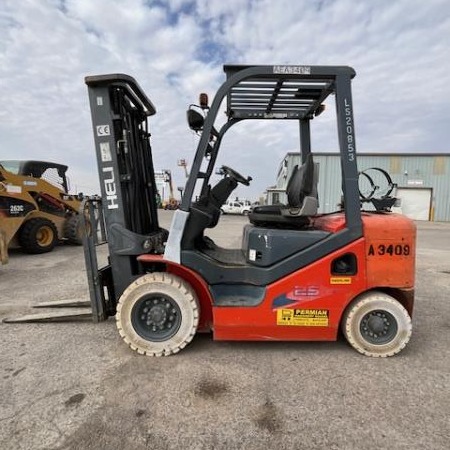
[96,125,110,136]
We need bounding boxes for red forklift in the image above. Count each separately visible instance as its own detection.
[81,65,415,357]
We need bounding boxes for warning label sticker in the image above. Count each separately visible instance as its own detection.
[99,142,112,162]
[276,309,329,327]
[330,277,352,285]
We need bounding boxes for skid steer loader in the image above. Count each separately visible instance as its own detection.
[0,160,84,263]
[5,66,416,358]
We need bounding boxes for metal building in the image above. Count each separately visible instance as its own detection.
[267,153,450,221]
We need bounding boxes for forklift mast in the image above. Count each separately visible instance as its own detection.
[84,74,166,319]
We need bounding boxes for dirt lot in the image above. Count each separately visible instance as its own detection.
[1,212,449,450]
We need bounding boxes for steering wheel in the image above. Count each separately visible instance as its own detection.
[221,165,252,186]
[358,167,395,200]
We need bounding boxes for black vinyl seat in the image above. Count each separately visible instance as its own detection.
[249,153,319,228]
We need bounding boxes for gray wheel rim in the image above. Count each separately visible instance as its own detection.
[359,310,398,345]
[131,294,182,342]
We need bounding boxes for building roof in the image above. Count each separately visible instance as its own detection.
[283,152,450,158]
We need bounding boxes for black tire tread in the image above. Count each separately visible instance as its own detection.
[19,218,58,254]
[64,215,83,245]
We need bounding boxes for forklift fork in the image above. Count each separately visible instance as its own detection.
[3,198,110,323]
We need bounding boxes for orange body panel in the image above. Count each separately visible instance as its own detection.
[213,238,368,341]
[213,213,415,341]
[362,213,416,289]
[140,212,416,342]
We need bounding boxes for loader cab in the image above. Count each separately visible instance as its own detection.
[164,65,363,292]
[0,160,70,193]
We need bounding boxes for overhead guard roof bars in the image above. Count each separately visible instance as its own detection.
[223,65,355,120]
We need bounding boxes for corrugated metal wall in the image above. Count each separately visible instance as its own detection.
[272,153,450,221]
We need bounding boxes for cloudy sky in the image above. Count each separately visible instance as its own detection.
[1,0,449,200]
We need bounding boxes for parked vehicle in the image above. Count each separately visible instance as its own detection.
[0,160,84,263]
[221,200,250,215]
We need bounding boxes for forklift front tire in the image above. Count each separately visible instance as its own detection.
[116,273,199,356]
[342,291,412,357]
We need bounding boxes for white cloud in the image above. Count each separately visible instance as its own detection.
[0,0,449,199]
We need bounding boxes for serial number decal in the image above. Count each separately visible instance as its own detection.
[276,309,329,327]
[368,244,410,256]
[273,65,311,75]
[264,112,288,119]
[344,98,355,162]
[330,277,352,285]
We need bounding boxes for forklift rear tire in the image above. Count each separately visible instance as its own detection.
[116,273,200,356]
[342,291,412,357]
[19,218,58,254]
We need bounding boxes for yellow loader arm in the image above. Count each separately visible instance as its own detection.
[0,228,8,265]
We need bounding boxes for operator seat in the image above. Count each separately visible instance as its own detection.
[249,153,319,228]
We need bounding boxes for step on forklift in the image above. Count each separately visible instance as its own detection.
[81,66,415,357]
